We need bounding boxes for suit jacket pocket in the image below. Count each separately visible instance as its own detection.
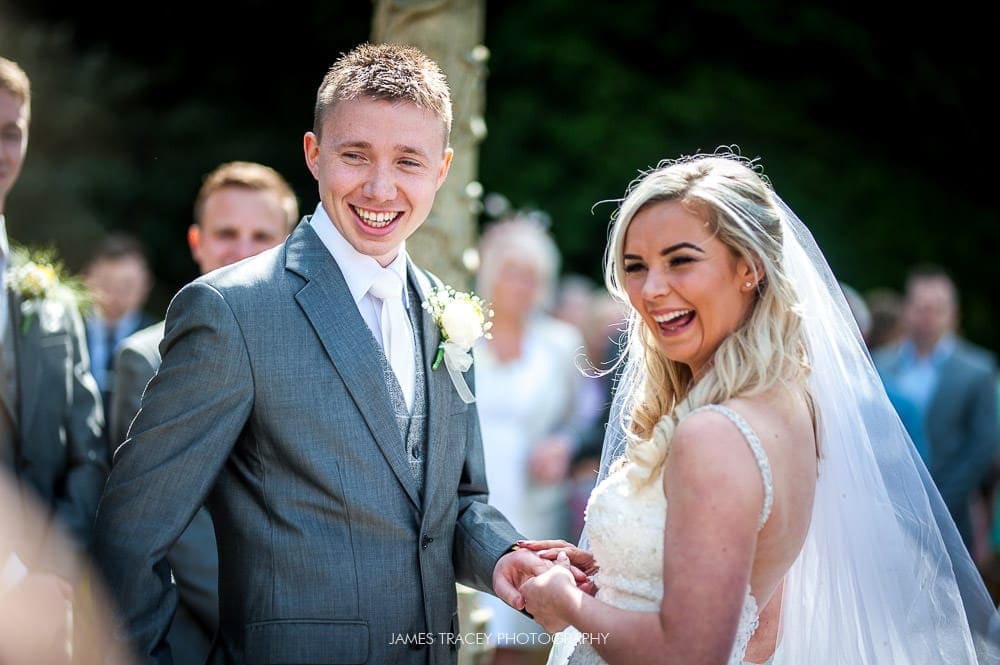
[244,619,369,664]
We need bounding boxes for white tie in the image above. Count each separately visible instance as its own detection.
[369,269,415,412]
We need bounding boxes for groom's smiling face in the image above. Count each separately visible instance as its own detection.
[304,96,453,267]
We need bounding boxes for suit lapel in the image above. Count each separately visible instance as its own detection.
[286,224,421,509]
[926,347,960,421]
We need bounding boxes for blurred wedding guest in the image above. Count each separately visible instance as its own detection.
[185,160,300,276]
[552,273,596,334]
[81,233,155,419]
[474,215,584,665]
[551,276,608,464]
[864,286,905,351]
[108,160,298,665]
[874,264,998,552]
[112,160,299,447]
[842,282,928,459]
[1,56,106,557]
[552,276,625,437]
[566,289,627,542]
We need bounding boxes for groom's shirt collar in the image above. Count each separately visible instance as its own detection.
[309,203,410,310]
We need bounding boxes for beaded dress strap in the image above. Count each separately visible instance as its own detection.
[691,404,773,530]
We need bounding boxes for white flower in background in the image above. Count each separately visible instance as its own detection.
[12,261,58,300]
[4,248,87,335]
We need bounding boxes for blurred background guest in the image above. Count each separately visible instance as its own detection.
[1,54,105,566]
[474,215,583,665]
[565,288,627,543]
[80,232,155,420]
[873,265,998,557]
[842,282,928,461]
[865,286,906,351]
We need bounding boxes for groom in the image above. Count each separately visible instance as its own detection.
[94,43,543,664]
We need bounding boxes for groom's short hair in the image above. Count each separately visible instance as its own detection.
[313,42,452,142]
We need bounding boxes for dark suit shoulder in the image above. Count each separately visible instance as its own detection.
[122,320,166,351]
[197,242,287,294]
[952,339,997,374]
[118,320,166,369]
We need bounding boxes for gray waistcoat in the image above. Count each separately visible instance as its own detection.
[373,278,428,499]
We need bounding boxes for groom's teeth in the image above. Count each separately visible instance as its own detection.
[354,206,398,227]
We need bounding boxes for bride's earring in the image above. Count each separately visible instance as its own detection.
[744,281,753,288]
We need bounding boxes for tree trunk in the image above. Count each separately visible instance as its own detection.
[372,0,488,291]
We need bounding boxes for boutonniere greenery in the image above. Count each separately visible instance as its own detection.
[421,286,492,403]
[5,246,87,334]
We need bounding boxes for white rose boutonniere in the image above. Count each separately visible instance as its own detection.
[6,246,87,335]
[421,286,493,403]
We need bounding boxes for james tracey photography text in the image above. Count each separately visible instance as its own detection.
[389,632,610,647]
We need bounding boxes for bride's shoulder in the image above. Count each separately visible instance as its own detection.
[665,406,769,526]
[724,386,812,437]
[670,405,764,479]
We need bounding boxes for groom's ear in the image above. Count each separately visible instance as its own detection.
[435,148,453,190]
[304,132,321,181]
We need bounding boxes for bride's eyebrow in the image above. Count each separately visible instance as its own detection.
[659,242,704,256]
[624,242,705,261]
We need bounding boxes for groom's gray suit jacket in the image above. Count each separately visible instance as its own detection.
[94,220,522,664]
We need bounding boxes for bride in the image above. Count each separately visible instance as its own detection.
[516,151,1000,664]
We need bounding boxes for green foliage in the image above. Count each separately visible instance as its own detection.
[2,1,996,350]
[481,0,998,350]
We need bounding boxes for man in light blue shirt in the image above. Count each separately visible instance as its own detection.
[874,265,998,550]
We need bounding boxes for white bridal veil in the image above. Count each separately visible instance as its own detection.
[584,193,1000,663]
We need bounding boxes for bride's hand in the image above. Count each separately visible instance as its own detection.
[519,551,577,633]
[517,539,600,582]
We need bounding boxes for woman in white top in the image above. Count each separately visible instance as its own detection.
[475,215,585,665]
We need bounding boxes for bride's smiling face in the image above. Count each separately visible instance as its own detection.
[622,200,757,379]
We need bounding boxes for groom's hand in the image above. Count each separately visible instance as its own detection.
[492,547,553,611]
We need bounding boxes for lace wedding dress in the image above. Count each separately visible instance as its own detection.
[547,404,773,665]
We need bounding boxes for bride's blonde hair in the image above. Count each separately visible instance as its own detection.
[605,152,809,486]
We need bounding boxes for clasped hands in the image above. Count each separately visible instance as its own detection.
[493,539,599,633]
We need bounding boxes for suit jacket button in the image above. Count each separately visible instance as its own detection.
[421,536,434,550]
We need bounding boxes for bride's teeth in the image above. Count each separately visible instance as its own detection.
[653,309,692,323]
